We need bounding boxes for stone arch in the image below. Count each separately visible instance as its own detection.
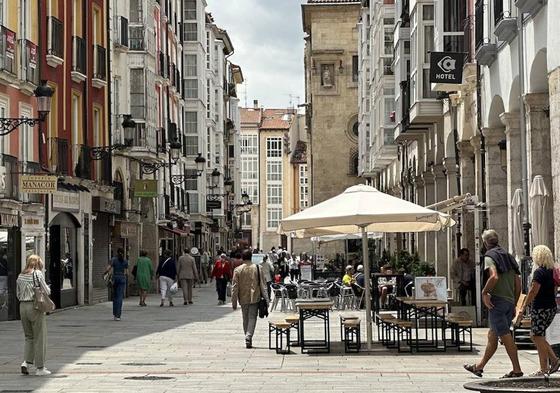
[346,114,359,141]
[529,48,548,93]
[488,95,506,128]
[508,76,520,113]
[445,131,457,160]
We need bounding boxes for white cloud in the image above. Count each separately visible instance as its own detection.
[206,0,305,108]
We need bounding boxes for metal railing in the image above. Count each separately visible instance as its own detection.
[72,36,86,74]
[93,44,107,81]
[0,26,16,74]
[475,0,485,50]
[74,144,91,179]
[48,16,64,58]
[49,138,69,175]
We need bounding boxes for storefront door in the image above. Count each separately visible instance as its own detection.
[49,214,79,309]
[0,228,20,321]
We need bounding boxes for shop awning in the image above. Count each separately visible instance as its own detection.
[159,224,190,237]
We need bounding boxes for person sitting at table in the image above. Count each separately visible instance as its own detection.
[342,265,355,286]
[378,265,395,309]
[354,265,365,287]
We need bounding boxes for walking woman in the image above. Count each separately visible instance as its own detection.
[156,250,177,307]
[211,254,230,305]
[515,245,560,376]
[17,255,51,376]
[135,250,154,306]
[104,248,128,321]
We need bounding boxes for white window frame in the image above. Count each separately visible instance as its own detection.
[266,207,282,231]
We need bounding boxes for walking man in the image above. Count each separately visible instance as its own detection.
[200,250,210,284]
[231,249,269,349]
[464,229,523,378]
[156,250,177,307]
[177,248,199,305]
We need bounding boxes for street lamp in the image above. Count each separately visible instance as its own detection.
[170,154,207,184]
[0,80,53,135]
[90,115,137,160]
[140,138,182,174]
[224,177,234,194]
[169,139,181,164]
[209,168,221,189]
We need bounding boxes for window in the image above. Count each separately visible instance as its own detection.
[240,134,258,154]
[423,5,434,20]
[267,184,282,205]
[72,94,80,158]
[383,18,394,26]
[185,135,198,156]
[188,192,199,213]
[20,107,32,163]
[352,122,359,137]
[241,157,258,179]
[241,212,251,227]
[130,69,145,119]
[424,25,434,63]
[404,41,410,55]
[267,207,282,231]
[444,0,466,32]
[266,137,282,158]
[384,28,393,55]
[185,112,197,134]
[422,68,437,98]
[242,183,258,203]
[352,55,359,82]
[129,26,144,50]
[185,169,198,190]
[185,79,198,99]
[267,161,282,181]
[184,23,197,41]
[299,164,308,210]
[185,0,196,20]
[185,54,197,77]
[130,0,143,23]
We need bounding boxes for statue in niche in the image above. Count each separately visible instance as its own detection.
[321,64,334,87]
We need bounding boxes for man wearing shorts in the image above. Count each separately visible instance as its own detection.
[464,229,523,379]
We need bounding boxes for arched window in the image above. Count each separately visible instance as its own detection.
[352,122,359,137]
[349,148,359,176]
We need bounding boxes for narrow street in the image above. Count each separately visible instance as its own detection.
[0,284,541,392]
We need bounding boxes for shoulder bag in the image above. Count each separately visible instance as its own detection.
[256,265,269,319]
[33,271,55,313]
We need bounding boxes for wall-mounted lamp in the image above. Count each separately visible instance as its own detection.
[498,139,507,172]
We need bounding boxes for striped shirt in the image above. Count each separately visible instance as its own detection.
[16,270,51,302]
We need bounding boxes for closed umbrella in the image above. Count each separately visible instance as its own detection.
[511,189,524,259]
[530,175,549,247]
[279,184,455,349]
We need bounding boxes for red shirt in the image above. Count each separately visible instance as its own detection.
[211,260,231,280]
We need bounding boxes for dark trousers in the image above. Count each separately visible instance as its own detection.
[112,275,126,318]
[289,269,298,281]
[459,282,475,306]
[216,278,228,302]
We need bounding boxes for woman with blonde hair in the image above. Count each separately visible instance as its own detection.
[16,254,51,376]
[515,245,560,376]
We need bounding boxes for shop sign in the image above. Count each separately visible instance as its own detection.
[21,215,43,231]
[20,175,57,194]
[28,41,37,69]
[0,212,18,227]
[5,30,15,59]
[429,52,464,84]
[92,197,121,215]
[133,179,158,198]
[119,222,137,238]
[206,199,221,211]
[52,192,80,212]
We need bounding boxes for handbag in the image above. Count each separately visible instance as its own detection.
[103,271,113,287]
[256,265,269,319]
[168,282,179,296]
[33,271,55,313]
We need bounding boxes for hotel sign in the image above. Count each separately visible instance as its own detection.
[429,52,464,84]
[20,175,58,194]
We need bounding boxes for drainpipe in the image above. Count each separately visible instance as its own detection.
[517,11,530,257]
[452,101,462,250]
[106,0,112,185]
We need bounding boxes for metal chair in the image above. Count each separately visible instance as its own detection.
[270,284,288,312]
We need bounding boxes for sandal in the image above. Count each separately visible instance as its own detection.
[528,370,547,377]
[464,364,483,377]
[500,371,524,379]
[550,358,560,374]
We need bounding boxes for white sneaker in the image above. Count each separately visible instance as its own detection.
[21,361,30,375]
[36,368,51,376]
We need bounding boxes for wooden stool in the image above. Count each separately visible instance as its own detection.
[393,319,413,353]
[446,315,473,352]
[342,319,361,353]
[340,315,360,341]
[285,314,300,347]
[268,321,291,354]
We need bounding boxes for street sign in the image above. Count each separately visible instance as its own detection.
[20,175,57,194]
[133,179,158,198]
[429,52,464,84]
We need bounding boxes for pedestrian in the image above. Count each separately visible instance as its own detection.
[231,249,269,349]
[200,250,210,284]
[515,245,560,376]
[156,250,177,307]
[211,253,230,305]
[177,248,199,305]
[103,248,128,321]
[17,255,51,376]
[261,255,275,299]
[464,229,523,378]
[135,250,154,307]
[452,248,475,306]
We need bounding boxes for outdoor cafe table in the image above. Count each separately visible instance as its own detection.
[395,297,448,352]
[295,299,334,354]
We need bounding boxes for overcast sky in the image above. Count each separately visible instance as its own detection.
[206,0,305,109]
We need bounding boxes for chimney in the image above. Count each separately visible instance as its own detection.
[253,99,259,109]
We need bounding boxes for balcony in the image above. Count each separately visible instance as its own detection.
[49,138,69,175]
[19,39,39,93]
[514,0,545,17]
[71,36,86,83]
[494,0,518,43]
[47,16,64,68]
[129,26,145,51]
[475,0,497,66]
[115,16,129,51]
[122,123,160,160]
[0,26,16,78]
[74,144,91,179]
[92,44,107,88]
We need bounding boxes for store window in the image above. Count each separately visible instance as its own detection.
[0,228,8,320]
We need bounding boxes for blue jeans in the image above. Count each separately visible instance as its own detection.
[488,295,515,337]
[113,275,126,318]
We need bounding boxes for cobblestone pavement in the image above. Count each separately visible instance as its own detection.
[0,283,545,392]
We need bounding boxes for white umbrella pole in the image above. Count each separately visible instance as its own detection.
[362,226,372,350]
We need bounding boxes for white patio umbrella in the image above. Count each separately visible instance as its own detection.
[530,175,549,247]
[310,232,382,244]
[279,184,455,349]
[511,189,524,260]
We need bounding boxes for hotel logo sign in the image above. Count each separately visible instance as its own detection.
[20,175,58,194]
[429,52,464,84]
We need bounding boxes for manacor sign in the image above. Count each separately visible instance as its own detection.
[20,175,58,194]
